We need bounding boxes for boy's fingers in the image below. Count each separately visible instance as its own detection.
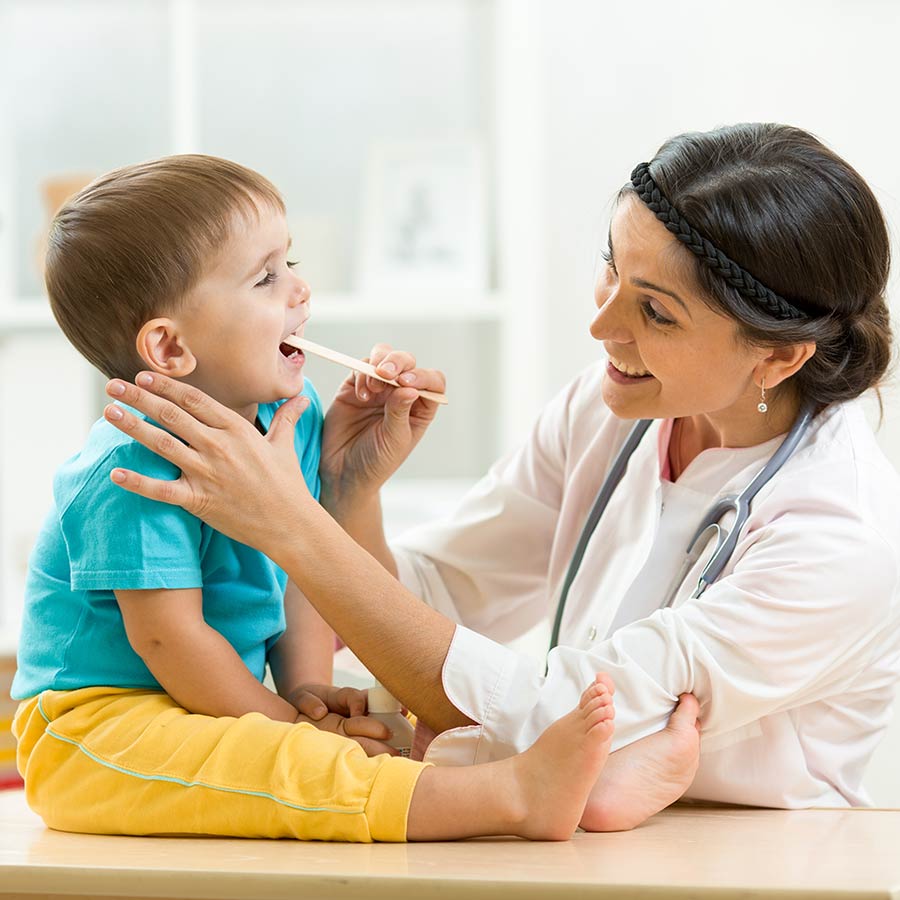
[353,737,398,758]
[292,690,328,720]
[340,714,391,741]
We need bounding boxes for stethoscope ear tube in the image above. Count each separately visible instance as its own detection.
[546,402,816,661]
[547,419,652,658]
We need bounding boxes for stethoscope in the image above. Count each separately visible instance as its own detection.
[547,402,816,652]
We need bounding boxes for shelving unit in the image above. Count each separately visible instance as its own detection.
[0,0,545,639]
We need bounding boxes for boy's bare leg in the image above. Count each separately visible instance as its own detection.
[579,693,701,833]
[406,674,615,841]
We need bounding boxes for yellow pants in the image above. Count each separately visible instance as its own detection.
[13,687,427,842]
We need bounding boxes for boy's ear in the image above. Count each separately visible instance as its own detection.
[136,318,197,376]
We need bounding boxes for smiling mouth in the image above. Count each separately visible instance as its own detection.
[608,354,652,378]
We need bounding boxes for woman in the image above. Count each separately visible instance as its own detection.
[103,123,900,828]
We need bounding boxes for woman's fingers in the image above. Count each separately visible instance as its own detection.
[104,401,198,473]
[108,459,196,509]
[106,372,237,438]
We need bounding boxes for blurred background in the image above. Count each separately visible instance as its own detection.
[0,0,898,800]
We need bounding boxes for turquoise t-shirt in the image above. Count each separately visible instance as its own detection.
[11,384,323,700]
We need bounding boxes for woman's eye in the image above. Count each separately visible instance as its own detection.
[640,299,676,327]
[600,247,617,274]
[255,272,277,287]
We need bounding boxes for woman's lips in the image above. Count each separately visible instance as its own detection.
[606,360,653,385]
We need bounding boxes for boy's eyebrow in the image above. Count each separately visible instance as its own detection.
[608,232,691,318]
[247,237,293,280]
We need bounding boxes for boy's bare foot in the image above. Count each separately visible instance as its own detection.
[406,674,615,842]
[579,693,700,832]
[507,673,616,841]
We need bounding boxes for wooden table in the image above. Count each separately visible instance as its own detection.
[1,789,898,899]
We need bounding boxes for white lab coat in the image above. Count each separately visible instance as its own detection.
[394,363,900,807]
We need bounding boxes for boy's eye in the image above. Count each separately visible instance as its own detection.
[286,259,299,269]
[255,272,277,287]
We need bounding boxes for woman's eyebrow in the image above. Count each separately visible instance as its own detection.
[631,276,691,317]
[608,232,692,319]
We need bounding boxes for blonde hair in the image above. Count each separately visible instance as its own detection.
[45,154,285,380]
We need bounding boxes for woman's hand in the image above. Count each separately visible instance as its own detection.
[320,344,445,509]
[103,373,312,556]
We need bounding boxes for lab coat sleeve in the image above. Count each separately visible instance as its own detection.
[431,494,900,764]
[394,373,587,643]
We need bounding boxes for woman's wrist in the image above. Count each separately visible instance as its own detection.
[319,475,381,526]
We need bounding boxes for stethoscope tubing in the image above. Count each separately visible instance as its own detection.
[547,403,816,656]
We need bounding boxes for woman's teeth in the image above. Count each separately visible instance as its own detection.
[609,356,650,377]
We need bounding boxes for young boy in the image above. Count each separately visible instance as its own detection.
[11,155,616,842]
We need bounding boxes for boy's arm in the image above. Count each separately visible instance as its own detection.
[115,587,300,722]
[268,580,336,705]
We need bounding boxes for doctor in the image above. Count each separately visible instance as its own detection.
[103,123,900,828]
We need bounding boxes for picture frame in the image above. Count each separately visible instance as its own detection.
[359,139,487,294]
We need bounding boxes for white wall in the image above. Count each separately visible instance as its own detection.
[533,0,900,805]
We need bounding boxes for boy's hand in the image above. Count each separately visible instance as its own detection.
[286,683,369,720]
[321,345,446,502]
[294,710,395,757]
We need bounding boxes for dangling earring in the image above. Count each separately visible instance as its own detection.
[757,377,768,414]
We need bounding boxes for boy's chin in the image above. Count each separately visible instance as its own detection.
[269,375,306,403]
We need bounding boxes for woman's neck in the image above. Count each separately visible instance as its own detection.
[670,399,800,479]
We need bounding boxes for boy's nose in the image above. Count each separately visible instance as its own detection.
[289,279,311,307]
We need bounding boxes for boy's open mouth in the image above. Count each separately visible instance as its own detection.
[279,341,304,362]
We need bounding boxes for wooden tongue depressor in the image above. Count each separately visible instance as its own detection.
[282,335,448,405]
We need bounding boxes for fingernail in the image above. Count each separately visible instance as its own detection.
[111,469,126,483]
[399,372,416,385]
[137,373,153,386]
[360,390,369,401]
[315,705,327,717]
[380,362,397,376]
[107,381,125,396]
[106,405,123,420]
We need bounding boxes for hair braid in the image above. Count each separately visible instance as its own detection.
[630,163,808,321]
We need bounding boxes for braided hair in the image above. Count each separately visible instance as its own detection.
[628,124,892,408]
[630,162,806,322]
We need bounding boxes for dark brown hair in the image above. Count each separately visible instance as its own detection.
[45,154,285,380]
[635,123,892,408]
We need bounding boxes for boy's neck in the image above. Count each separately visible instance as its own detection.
[235,403,260,427]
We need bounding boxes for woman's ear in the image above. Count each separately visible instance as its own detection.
[136,318,197,377]
[755,341,816,390]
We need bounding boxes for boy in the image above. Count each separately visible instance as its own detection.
[12,155,616,841]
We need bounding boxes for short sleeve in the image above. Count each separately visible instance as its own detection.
[58,439,203,591]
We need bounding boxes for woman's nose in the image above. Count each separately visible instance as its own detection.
[590,288,631,343]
